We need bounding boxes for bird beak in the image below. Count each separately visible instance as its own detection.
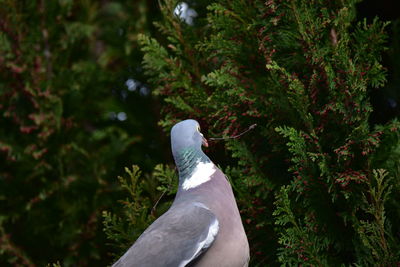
[201,134,208,147]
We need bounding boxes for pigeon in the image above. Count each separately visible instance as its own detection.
[112,119,249,267]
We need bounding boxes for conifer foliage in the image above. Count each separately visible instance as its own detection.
[105,0,400,265]
[0,1,161,266]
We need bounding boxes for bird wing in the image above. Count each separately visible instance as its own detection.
[112,202,219,267]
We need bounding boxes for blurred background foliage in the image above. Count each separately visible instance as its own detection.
[0,0,400,266]
[0,0,164,265]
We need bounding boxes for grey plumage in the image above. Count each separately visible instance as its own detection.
[112,119,249,267]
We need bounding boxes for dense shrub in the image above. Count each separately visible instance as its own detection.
[105,0,400,266]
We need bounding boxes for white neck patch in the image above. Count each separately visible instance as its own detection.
[182,161,216,190]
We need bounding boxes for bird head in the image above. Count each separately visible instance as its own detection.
[171,119,208,156]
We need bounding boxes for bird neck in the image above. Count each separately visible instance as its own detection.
[174,147,211,182]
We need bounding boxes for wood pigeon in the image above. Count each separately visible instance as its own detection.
[112,119,250,267]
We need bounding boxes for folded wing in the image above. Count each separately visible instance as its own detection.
[112,202,219,267]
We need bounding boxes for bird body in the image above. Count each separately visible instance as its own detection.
[113,119,249,267]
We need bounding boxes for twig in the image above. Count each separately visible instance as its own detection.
[209,124,257,141]
[151,190,167,216]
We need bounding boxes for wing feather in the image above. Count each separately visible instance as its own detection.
[112,202,219,267]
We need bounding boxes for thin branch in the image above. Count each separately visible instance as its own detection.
[209,124,257,141]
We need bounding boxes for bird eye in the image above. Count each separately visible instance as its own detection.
[197,125,201,132]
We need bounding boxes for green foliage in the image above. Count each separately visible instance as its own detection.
[3,0,398,265]
[273,185,331,266]
[354,169,397,266]
[0,1,162,266]
[124,0,400,265]
[102,164,177,261]
[103,166,155,257]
